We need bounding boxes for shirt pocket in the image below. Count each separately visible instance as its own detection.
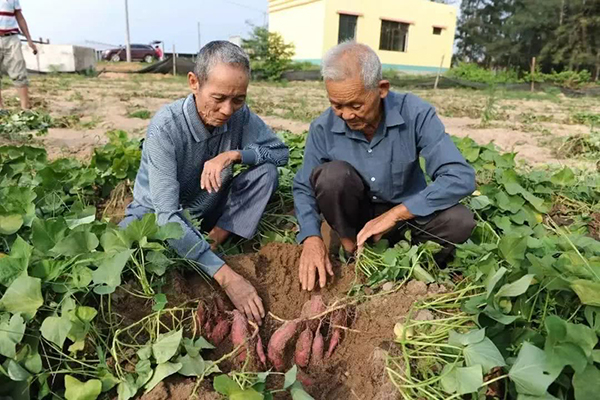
[390,144,417,198]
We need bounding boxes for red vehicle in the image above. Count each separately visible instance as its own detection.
[102,44,160,63]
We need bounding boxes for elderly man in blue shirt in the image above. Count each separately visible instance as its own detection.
[122,41,289,323]
[293,42,477,291]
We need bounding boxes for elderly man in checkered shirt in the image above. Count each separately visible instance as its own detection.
[122,41,289,325]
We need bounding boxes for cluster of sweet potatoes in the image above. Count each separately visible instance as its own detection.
[196,295,349,372]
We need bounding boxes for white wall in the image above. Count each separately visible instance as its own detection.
[22,44,96,73]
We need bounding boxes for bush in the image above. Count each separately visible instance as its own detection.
[524,69,592,88]
[243,26,295,81]
[447,62,521,84]
[288,61,318,71]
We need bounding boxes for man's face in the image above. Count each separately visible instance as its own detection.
[325,77,390,133]
[188,63,249,128]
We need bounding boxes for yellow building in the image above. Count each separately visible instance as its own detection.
[268,0,457,73]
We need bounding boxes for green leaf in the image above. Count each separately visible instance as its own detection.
[51,231,99,256]
[483,305,519,325]
[550,167,575,186]
[0,314,25,358]
[146,251,172,276]
[143,362,182,394]
[448,329,486,347]
[64,375,102,400]
[290,381,315,400]
[509,342,559,396]
[470,195,491,210]
[571,280,600,307]
[498,235,528,267]
[97,368,119,392]
[152,293,167,312]
[5,358,31,381]
[0,214,23,235]
[0,236,32,287]
[496,191,525,214]
[486,267,507,298]
[153,222,183,241]
[440,364,483,395]
[214,374,242,395]
[20,343,42,374]
[0,273,43,320]
[176,354,206,377]
[100,229,131,252]
[152,329,183,364]
[573,364,600,400]
[40,315,73,348]
[31,218,67,252]
[125,214,158,243]
[137,346,152,360]
[521,191,549,213]
[92,250,134,293]
[464,337,506,374]
[496,275,535,298]
[135,359,152,387]
[284,365,298,389]
[117,375,138,400]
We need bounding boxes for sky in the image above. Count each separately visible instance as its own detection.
[22,0,269,53]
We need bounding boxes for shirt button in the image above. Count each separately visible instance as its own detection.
[370,177,376,182]
[372,196,377,200]
[368,149,373,153]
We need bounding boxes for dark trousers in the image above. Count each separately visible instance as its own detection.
[310,161,476,264]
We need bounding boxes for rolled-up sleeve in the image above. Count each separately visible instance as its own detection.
[240,108,289,166]
[402,99,476,217]
[145,130,224,276]
[293,122,328,243]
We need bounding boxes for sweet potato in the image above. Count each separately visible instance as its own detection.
[256,335,267,368]
[209,317,231,346]
[294,325,313,368]
[196,302,206,332]
[301,295,326,331]
[310,323,324,365]
[267,319,299,371]
[231,310,249,362]
[327,310,347,358]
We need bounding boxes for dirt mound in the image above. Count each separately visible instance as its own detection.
[113,243,443,399]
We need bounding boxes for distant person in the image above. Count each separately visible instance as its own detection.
[0,0,37,109]
[121,41,289,325]
[155,45,163,61]
[293,42,477,291]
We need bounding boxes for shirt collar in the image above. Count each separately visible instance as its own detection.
[182,94,228,142]
[330,91,405,135]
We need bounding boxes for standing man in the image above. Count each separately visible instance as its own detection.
[0,0,37,109]
[122,41,289,324]
[293,42,477,291]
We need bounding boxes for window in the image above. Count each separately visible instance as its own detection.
[379,20,409,52]
[433,27,443,35]
[338,14,357,43]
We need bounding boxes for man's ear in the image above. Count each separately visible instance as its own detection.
[188,72,199,93]
[378,80,390,99]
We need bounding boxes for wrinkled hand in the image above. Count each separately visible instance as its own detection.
[356,204,414,249]
[214,264,265,325]
[200,151,241,194]
[28,41,37,55]
[299,236,334,291]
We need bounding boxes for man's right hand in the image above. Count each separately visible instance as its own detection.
[299,236,334,291]
[214,264,265,325]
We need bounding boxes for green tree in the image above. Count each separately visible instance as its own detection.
[242,25,295,81]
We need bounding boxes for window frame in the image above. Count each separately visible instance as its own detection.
[337,13,358,44]
[433,27,443,35]
[379,19,409,52]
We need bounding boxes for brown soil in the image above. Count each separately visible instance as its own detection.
[112,243,447,399]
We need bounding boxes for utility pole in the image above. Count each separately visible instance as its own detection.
[124,0,132,62]
[197,22,202,53]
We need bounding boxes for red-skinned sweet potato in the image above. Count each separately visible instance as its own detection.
[301,295,326,332]
[294,325,313,368]
[327,310,347,358]
[209,317,231,346]
[231,310,249,362]
[256,335,267,368]
[267,319,299,371]
[310,323,324,364]
[196,302,206,332]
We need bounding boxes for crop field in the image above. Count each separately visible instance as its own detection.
[0,70,599,400]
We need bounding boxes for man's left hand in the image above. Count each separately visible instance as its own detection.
[201,151,241,193]
[356,204,414,249]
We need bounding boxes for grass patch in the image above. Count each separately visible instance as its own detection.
[128,109,152,119]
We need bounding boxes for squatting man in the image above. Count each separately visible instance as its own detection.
[123,40,476,325]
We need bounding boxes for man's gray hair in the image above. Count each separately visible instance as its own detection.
[194,40,251,84]
[321,41,382,90]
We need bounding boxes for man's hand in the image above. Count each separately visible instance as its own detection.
[28,41,37,55]
[201,151,241,194]
[356,204,414,249]
[214,264,265,325]
[299,236,334,291]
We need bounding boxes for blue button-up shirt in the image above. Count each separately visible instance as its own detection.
[293,91,476,243]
